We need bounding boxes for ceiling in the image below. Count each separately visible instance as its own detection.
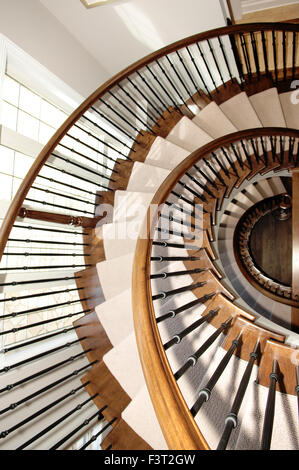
[39,0,227,79]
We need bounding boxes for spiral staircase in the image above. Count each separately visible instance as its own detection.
[0,22,298,450]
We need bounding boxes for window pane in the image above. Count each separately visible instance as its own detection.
[17,110,39,141]
[19,86,41,118]
[1,101,18,131]
[14,152,34,179]
[0,173,13,199]
[39,122,55,144]
[40,100,66,128]
[0,146,15,175]
[2,75,19,106]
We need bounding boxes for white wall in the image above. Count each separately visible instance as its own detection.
[0,0,229,99]
[40,0,228,82]
[0,0,109,98]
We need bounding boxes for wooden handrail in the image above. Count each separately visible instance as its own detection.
[132,127,299,450]
[0,22,298,259]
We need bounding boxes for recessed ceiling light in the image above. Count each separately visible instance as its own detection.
[80,0,116,8]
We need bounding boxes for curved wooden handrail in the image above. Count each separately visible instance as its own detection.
[132,127,299,450]
[0,22,298,259]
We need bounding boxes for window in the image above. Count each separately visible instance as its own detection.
[2,75,68,144]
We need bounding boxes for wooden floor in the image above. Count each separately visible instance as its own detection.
[250,210,292,286]
[236,4,299,24]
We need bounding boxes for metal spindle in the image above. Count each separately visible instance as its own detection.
[190,333,241,416]
[164,308,218,350]
[217,341,260,450]
[261,359,280,450]
[174,316,231,381]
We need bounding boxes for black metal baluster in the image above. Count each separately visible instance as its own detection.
[173,51,197,104]
[230,143,244,170]
[190,333,241,416]
[3,252,89,259]
[127,76,165,120]
[260,137,268,166]
[174,317,232,381]
[250,138,261,164]
[250,31,260,79]
[0,286,83,304]
[0,263,91,271]
[177,181,207,202]
[0,337,87,374]
[156,293,215,324]
[50,407,106,450]
[185,172,214,198]
[196,42,219,92]
[204,156,228,184]
[0,359,97,416]
[261,360,280,450]
[146,64,183,114]
[1,325,81,354]
[240,140,252,170]
[292,32,297,80]
[163,308,218,350]
[153,239,196,250]
[74,121,135,157]
[82,110,137,148]
[221,147,239,177]
[227,23,244,82]
[157,58,190,112]
[24,197,96,216]
[272,31,278,83]
[0,297,89,321]
[170,190,198,209]
[79,417,117,450]
[218,36,233,81]
[261,31,269,76]
[0,382,89,439]
[159,211,203,233]
[62,135,119,171]
[109,90,156,134]
[0,349,92,394]
[12,224,87,237]
[16,396,102,450]
[0,310,90,336]
[8,237,88,247]
[51,152,115,183]
[217,341,260,450]
[152,281,206,301]
[239,33,252,79]
[37,174,99,198]
[150,267,205,280]
[44,163,112,191]
[207,39,226,87]
[136,69,170,113]
[186,45,212,99]
[117,83,158,126]
[282,30,287,81]
[177,49,203,100]
[194,163,219,190]
[30,185,95,207]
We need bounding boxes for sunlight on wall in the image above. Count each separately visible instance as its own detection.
[113,3,165,51]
